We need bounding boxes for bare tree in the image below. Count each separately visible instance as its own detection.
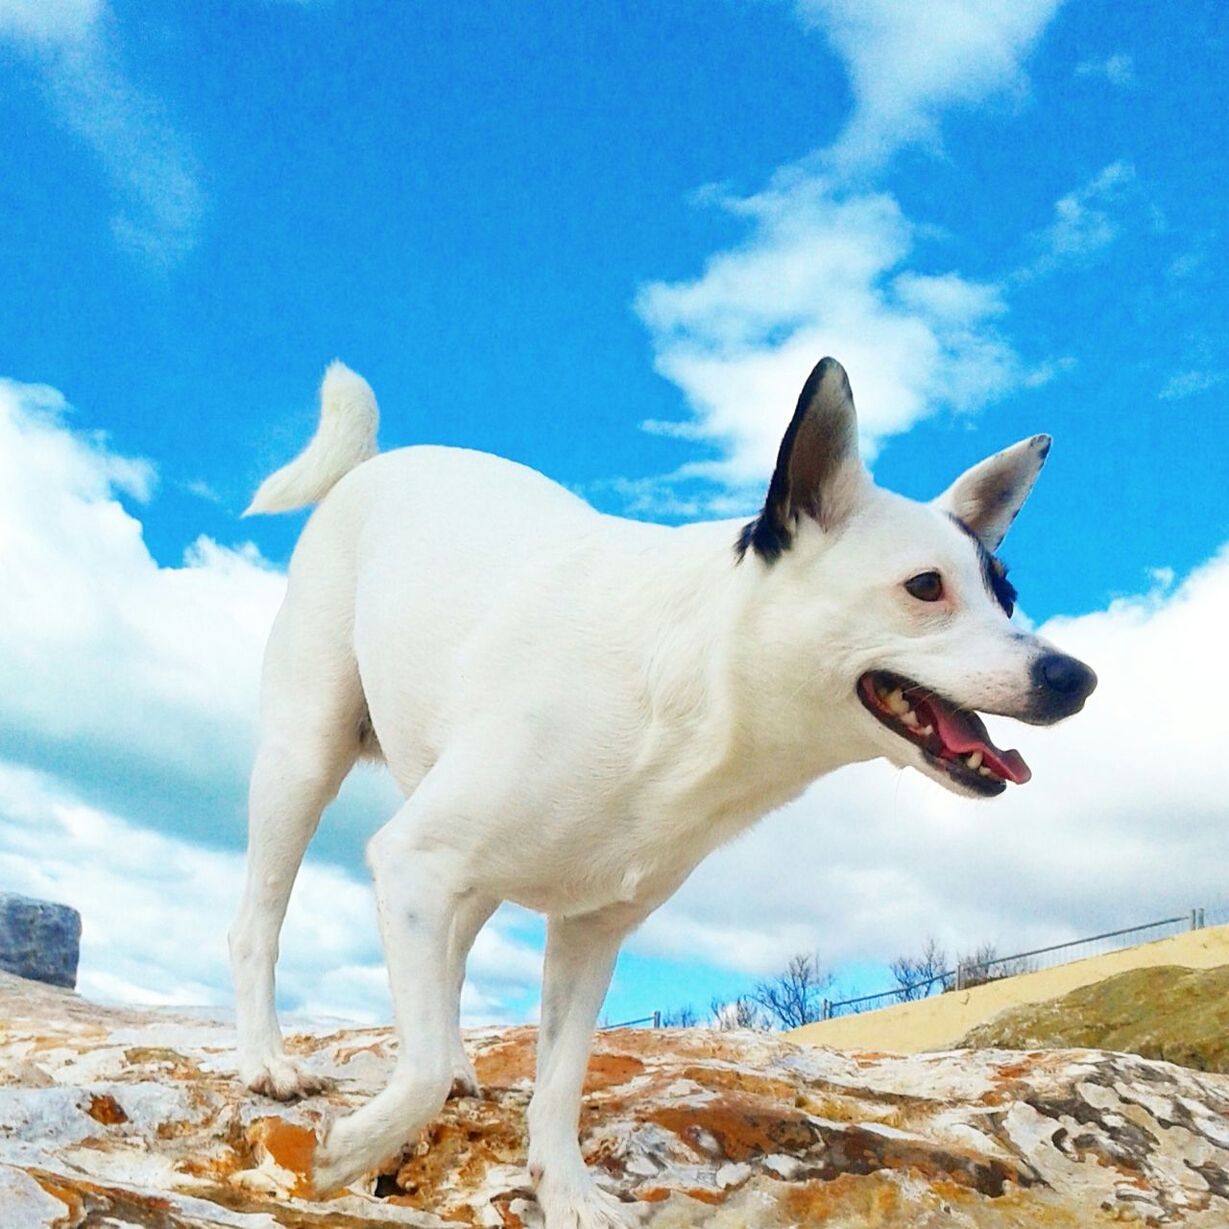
[751,953,831,1029]
[889,936,950,1002]
[659,1004,697,1028]
[710,995,765,1031]
[955,942,1034,988]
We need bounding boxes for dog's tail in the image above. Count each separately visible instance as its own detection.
[244,361,379,516]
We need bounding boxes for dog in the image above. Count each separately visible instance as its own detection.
[229,356,1095,1227]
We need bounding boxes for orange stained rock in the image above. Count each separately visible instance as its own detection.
[386,1106,528,1211]
[332,1040,387,1065]
[4,972,1229,1228]
[779,1173,906,1223]
[30,1172,85,1218]
[777,1173,1106,1228]
[638,1185,725,1206]
[121,1046,202,1080]
[247,1115,318,1194]
[492,1197,528,1228]
[474,1032,537,1088]
[649,1096,816,1162]
[474,1035,645,1095]
[86,1092,129,1125]
[991,1058,1036,1080]
[584,1052,646,1091]
[676,1063,797,1103]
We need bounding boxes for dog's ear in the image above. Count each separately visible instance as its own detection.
[933,435,1051,552]
[739,357,866,561]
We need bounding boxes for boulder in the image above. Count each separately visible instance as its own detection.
[0,892,80,989]
[959,963,1229,1072]
[2,970,1229,1226]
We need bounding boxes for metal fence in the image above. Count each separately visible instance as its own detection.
[600,1012,661,1031]
[597,905,1229,1031]
[819,907,1211,1021]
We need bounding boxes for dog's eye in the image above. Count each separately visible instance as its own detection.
[904,571,944,602]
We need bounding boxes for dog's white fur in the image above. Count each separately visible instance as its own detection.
[230,358,1092,1227]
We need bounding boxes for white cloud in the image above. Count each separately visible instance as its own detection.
[627,3,1075,516]
[1023,161,1137,274]
[0,0,98,42]
[629,1,1081,513]
[1157,370,1226,401]
[632,544,1229,983]
[1168,248,1207,280]
[0,0,202,264]
[633,176,1021,511]
[0,379,279,805]
[0,377,407,862]
[789,0,1063,174]
[891,272,1006,324]
[0,761,541,1025]
[1076,53,1135,87]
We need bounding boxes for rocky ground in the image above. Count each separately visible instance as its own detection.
[3,972,1229,1227]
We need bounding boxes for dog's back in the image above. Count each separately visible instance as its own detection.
[282,442,598,778]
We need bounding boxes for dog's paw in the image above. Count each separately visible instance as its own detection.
[448,1071,481,1100]
[447,1053,481,1100]
[537,1172,640,1229]
[312,1132,364,1198]
[242,1054,332,1101]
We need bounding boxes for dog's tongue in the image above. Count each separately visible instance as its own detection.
[931,706,1032,784]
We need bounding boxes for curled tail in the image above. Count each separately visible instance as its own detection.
[244,361,379,515]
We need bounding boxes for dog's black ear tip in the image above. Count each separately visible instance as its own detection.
[803,357,852,403]
[1031,433,1052,459]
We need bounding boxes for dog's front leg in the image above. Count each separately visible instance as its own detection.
[528,911,638,1229]
[445,893,498,1098]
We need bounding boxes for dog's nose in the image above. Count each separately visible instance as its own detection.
[1032,653,1097,712]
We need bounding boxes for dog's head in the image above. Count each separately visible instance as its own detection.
[739,357,1096,799]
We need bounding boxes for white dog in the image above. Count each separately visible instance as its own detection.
[229,357,1095,1227]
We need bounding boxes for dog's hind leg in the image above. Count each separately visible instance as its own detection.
[229,600,365,1100]
[314,773,477,1192]
[528,911,635,1229]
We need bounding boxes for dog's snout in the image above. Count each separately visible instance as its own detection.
[1031,652,1097,717]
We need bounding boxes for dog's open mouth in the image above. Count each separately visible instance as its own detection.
[857,671,1031,797]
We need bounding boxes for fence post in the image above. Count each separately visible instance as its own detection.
[652,1010,661,1029]
[822,998,830,1021]
[1191,908,1199,931]
[955,961,966,991]
[1199,908,1206,929]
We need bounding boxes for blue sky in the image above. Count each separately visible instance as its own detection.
[0,0,1226,1027]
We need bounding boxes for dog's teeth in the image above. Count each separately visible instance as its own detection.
[966,751,983,770]
[887,689,909,715]
[918,725,934,737]
[901,710,919,727]
[978,766,994,777]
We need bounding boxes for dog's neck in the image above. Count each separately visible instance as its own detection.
[632,519,871,833]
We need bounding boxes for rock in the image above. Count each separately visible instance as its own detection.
[2,970,1229,1226]
[0,893,81,989]
[959,964,1229,1074]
